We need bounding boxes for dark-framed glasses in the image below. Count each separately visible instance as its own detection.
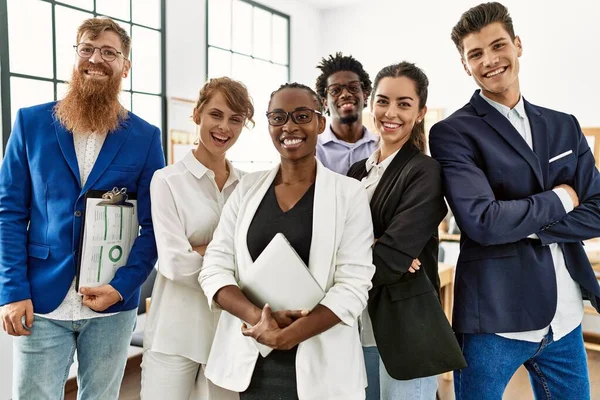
[74,43,123,62]
[266,108,322,126]
[326,81,363,97]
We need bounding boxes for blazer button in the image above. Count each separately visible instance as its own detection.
[74,210,82,217]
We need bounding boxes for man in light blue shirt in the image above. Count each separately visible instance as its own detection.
[315,52,379,399]
[315,53,378,175]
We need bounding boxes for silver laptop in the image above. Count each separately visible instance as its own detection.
[240,233,325,356]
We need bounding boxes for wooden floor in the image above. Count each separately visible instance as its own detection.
[66,350,600,399]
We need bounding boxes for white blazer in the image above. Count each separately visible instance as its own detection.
[200,159,375,400]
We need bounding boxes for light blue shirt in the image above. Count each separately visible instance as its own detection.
[316,124,378,175]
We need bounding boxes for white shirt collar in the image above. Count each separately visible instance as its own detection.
[365,147,400,173]
[181,150,241,184]
[479,91,526,120]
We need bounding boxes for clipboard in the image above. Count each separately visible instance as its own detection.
[76,188,139,292]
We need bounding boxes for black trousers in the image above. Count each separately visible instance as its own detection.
[240,347,298,400]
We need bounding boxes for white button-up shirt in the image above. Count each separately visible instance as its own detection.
[41,131,112,321]
[480,92,583,342]
[143,150,243,363]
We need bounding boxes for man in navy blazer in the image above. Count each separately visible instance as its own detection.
[0,17,164,399]
[430,3,600,400]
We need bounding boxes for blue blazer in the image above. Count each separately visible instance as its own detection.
[0,101,165,313]
[429,91,600,334]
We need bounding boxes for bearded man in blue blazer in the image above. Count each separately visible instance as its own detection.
[429,3,600,400]
[0,17,165,399]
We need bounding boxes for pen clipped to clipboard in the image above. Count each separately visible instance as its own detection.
[76,187,139,292]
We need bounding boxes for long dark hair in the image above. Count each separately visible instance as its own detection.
[371,62,429,152]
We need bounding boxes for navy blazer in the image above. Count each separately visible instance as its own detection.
[429,90,600,334]
[0,101,165,313]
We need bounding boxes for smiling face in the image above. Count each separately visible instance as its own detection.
[268,88,326,163]
[75,30,130,84]
[461,22,522,107]
[324,71,367,124]
[372,76,427,150]
[195,90,245,158]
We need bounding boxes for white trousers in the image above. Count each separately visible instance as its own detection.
[141,350,239,400]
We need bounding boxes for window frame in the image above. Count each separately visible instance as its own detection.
[205,0,290,83]
[0,0,167,157]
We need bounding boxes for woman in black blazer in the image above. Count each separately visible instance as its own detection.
[348,62,466,399]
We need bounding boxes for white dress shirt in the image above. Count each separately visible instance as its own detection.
[480,92,583,342]
[144,150,243,363]
[359,147,399,347]
[41,131,112,321]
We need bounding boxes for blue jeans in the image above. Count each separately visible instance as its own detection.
[364,346,380,400]
[455,325,590,400]
[379,357,438,400]
[13,310,137,400]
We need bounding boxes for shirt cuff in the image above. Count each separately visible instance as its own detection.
[552,188,575,213]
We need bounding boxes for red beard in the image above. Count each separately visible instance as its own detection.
[54,61,127,134]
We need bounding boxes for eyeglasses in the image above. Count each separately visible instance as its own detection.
[266,108,322,126]
[326,81,363,97]
[74,43,124,62]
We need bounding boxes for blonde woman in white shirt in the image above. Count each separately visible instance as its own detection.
[141,77,254,400]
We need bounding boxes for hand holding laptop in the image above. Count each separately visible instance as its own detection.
[239,233,325,356]
[241,303,309,351]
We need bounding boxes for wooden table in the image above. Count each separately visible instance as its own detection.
[438,262,456,380]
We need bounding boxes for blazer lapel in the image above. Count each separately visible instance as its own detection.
[525,100,550,189]
[81,121,131,194]
[471,92,544,189]
[54,118,81,188]
[370,144,419,237]
[308,160,336,290]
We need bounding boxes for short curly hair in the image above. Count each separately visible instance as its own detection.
[315,52,372,102]
[268,82,323,112]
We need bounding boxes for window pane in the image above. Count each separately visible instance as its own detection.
[120,91,132,111]
[131,26,161,94]
[10,78,54,125]
[56,0,94,10]
[231,0,252,55]
[118,23,132,91]
[56,6,93,81]
[271,64,289,87]
[208,0,231,49]
[7,0,53,78]
[132,93,161,129]
[132,0,161,29]
[208,47,231,79]
[227,124,279,164]
[272,15,288,65]
[57,82,69,100]
[231,54,253,88]
[96,0,130,21]
[252,8,271,60]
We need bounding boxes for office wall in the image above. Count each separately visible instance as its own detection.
[320,0,600,126]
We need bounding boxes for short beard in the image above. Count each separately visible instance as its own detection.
[55,62,127,135]
[339,114,359,125]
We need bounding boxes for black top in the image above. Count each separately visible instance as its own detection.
[247,181,315,266]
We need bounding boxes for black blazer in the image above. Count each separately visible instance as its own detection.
[348,143,466,380]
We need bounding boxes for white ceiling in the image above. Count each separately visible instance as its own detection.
[297,0,364,10]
